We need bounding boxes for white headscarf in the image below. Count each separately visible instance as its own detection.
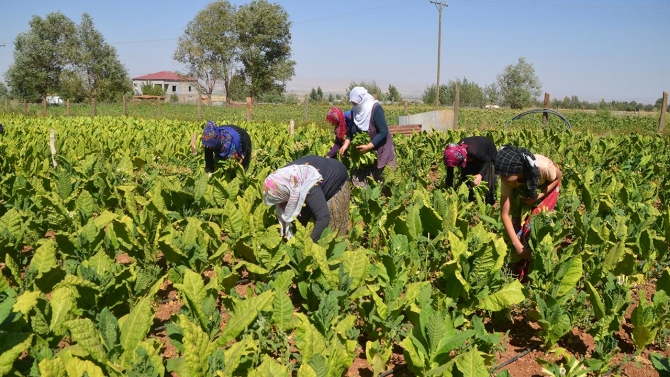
[349,86,378,132]
[263,164,323,239]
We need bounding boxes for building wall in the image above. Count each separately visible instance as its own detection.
[132,80,198,102]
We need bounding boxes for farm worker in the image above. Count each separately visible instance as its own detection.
[342,86,397,186]
[444,136,498,205]
[202,121,252,173]
[324,106,354,158]
[495,145,562,279]
[263,155,350,242]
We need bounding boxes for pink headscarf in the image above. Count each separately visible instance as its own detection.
[326,107,347,140]
[443,143,469,168]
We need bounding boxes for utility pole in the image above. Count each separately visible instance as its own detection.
[430,0,447,110]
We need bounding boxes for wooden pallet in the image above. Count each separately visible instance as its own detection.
[389,124,423,136]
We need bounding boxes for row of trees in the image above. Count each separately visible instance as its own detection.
[4,12,131,102]
[308,81,403,104]
[174,0,295,104]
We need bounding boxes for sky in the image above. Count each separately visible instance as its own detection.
[1,0,669,104]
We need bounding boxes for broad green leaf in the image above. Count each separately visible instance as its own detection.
[477,280,525,311]
[76,190,95,220]
[453,348,488,377]
[557,255,583,297]
[220,336,255,377]
[272,293,294,331]
[38,357,66,377]
[174,268,208,329]
[179,314,212,377]
[30,240,58,276]
[65,318,108,365]
[0,333,34,376]
[13,290,41,316]
[341,250,370,291]
[585,281,606,320]
[248,354,291,377]
[294,313,327,362]
[219,291,274,345]
[64,357,105,377]
[119,297,154,358]
[49,287,75,335]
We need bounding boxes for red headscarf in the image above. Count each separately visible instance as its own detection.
[443,143,469,168]
[326,107,347,140]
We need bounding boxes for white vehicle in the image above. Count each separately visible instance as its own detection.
[47,95,63,105]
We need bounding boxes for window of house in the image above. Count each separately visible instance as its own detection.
[188,86,192,92]
[172,85,177,92]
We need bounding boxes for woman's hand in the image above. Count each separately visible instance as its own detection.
[339,139,351,157]
[473,174,482,186]
[356,142,374,154]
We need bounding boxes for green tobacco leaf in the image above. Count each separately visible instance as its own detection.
[341,250,369,292]
[76,190,95,221]
[174,268,208,330]
[179,314,212,377]
[30,240,58,276]
[248,354,291,377]
[557,255,583,297]
[294,313,328,363]
[38,357,66,377]
[585,281,606,320]
[219,291,274,345]
[406,204,423,240]
[220,335,255,377]
[0,333,34,376]
[119,297,154,358]
[454,348,488,377]
[272,293,293,331]
[12,290,41,317]
[65,318,108,365]
[478,280,525,311]
[64,357,105,377]
[49,287,75,335]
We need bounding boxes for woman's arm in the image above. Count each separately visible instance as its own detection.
[500,191,528,259]
[522,165,563,205]
[327,138,343,158]
[204,148,215,173]
[445,167,455,189]
[303,187,331,242]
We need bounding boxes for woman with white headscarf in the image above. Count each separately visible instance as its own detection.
[341,86,397,185]
[263,155,350,242]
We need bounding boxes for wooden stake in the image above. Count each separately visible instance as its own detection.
[659,91,668,133]
[92,98,97,117]
[246,97,252,122]
[197,95,202,121]
[191,133,198,155]
[123,95,127,116]
[24,99,27,115]
[43,97,47,116]
[289,119,295,135]
[50,129,57,168]
[66,98,70,117]
[542,93,551,125]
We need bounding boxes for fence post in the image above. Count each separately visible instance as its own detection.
[404,101,408,116]
[303,94,309,121]
[92,98,97,117]
[246,97,252,122]
[43,97,47,116]
[157,98,162,118]
[191,133,198,155]
[50,129,58,168]
[123,95,127,117]
[197,95,202,121]
[24,99,27,115]
[4,99,7,113]
[659,91,668,133]
[289,119,294,135]
[453,84,460,130]
[67,99,71,117]
[542,93,551,125]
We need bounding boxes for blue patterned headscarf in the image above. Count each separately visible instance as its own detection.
[202,121,242,159]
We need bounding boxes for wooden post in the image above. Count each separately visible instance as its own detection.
[50,129,58,168]
[66,99,70,117]
[92,98,97,117]
[542,93,551,125]
[43,97,47,116]
[123,95,127,116]
[404,101,408,116]
[24,99,27,115]
[659,91,668,133]
[197,95,202,121]
[453,84,460,130]
[246,97,252,122]
[303,94,309,121]
[190,133,198,155]
[157,98,161,118]
[289,119,295,135]
[4,99,7,113]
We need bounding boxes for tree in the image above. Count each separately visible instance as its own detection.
[140,81,165,96]
[236,0,295,101]
[309,87,318,102]
[0,82,9,98]
[496,57,542,109]
[4,12,76,101]
[174,0,238,103]
[483,83,499,106]
[227,72,249,102]
[316,86,323,102]
[346,81,384,101]
[328,93,334,103]
[72,13,130,101]
[387,84,402,103]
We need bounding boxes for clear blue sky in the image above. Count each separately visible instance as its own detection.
[1,0,669,104]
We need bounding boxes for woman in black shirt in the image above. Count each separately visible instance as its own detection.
[444,136,497,205]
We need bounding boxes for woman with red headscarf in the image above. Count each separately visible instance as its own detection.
[444,136,497,205]
[325,106,354,158]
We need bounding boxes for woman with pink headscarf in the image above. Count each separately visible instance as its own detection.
[325,106,354,158]
[444,136,497,205]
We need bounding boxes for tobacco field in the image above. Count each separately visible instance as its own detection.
[0,107,669,376]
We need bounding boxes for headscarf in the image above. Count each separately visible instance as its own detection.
[494,145,540,199]
[201,121,242,159]
[263,164,323,239]
[326,107,347,140]
[349,87,377,132]
[443,143,469,168]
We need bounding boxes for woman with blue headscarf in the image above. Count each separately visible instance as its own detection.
[202,121,252,173]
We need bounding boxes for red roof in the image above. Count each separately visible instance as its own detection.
[133,71,196,81]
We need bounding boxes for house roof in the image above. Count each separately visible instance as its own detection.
[132,71,196,82]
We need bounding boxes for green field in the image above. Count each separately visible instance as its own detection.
[0,107,669,376]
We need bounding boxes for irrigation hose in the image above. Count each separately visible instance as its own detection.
[494,344,541,372]
[378,364,406,377]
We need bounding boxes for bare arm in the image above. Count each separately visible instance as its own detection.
[500,191,529,259]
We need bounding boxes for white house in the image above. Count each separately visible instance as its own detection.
[132,71,199,103]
